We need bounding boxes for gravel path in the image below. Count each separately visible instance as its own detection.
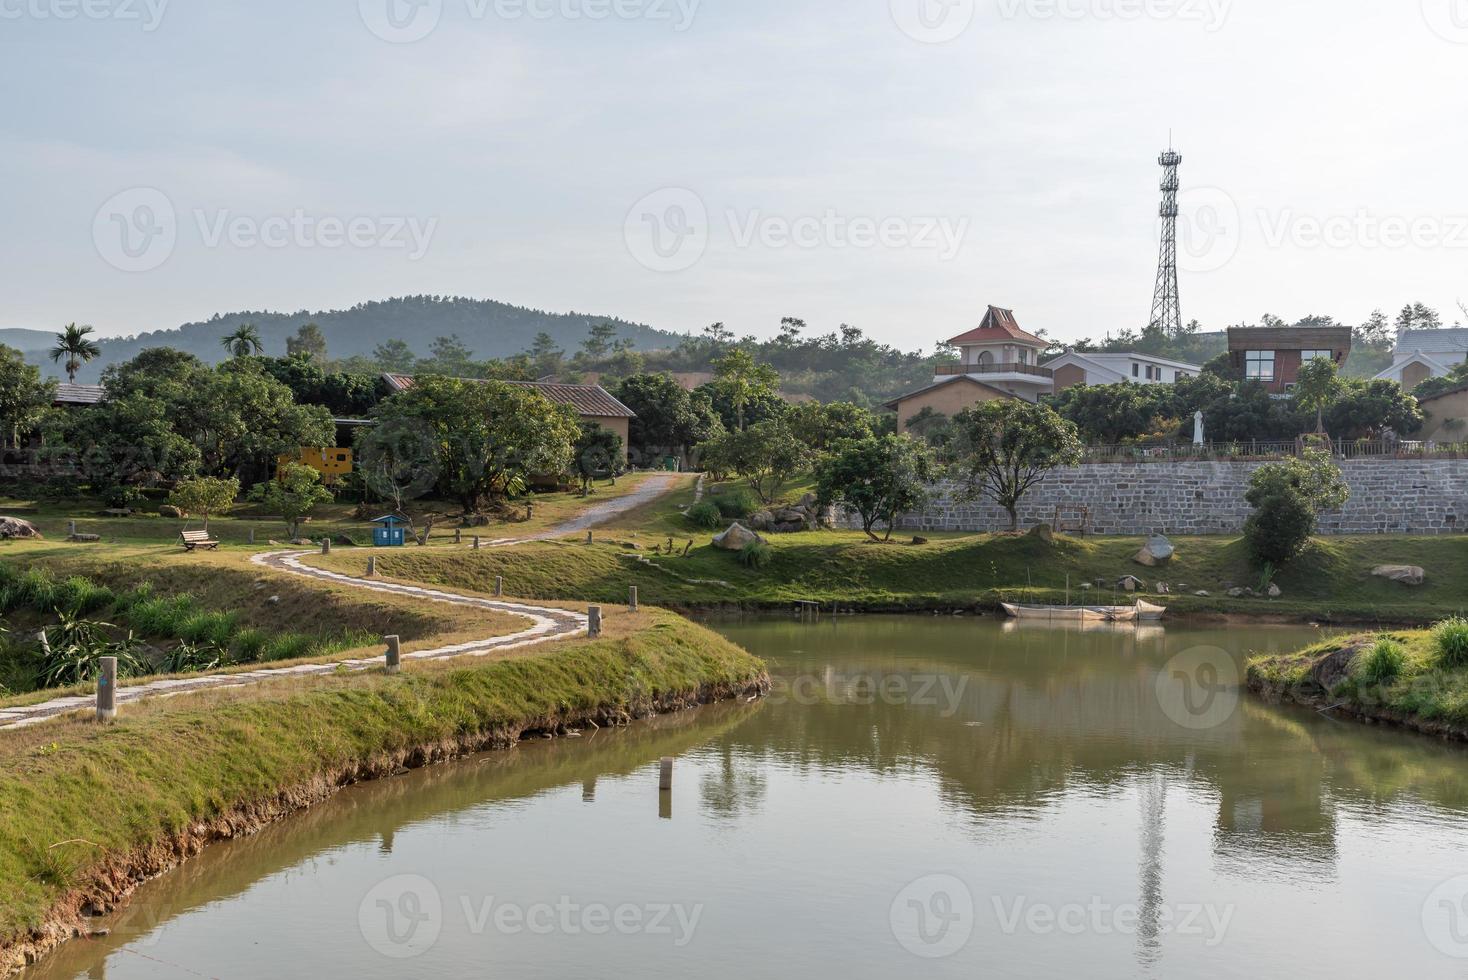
[0,551,588,732]
[478,472,684,546]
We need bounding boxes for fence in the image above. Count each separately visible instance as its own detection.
[1077,439,1468,464]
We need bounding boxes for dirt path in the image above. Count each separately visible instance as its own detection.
[0,551,588,732]
[480,472,686,546]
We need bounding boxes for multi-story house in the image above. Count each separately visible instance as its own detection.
[1374,328,1468,391]
[1226,326,1353,395]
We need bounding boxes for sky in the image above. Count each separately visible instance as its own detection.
[2,0,1467,352]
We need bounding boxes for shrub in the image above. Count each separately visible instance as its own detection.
[1358,638,1407,685]
[178,610,239,648]
[1243,489,1316,566]
[126,594,198,637]
[713,487,758,520]
[231,629,268,663]
[685,501,724,530]
[737,540,773,570]
[161,641,223,675]
[54,576,115,616]
[114,583,156,612]
[262,634,315,662]
[1432,618,1468,669]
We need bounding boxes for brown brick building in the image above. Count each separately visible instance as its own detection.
[1226,326,1353,394]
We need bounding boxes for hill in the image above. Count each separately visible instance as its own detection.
[20,296,684,382]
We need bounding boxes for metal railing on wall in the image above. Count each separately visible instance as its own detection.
[1077,439,1468,464]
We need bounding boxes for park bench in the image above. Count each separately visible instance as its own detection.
[180,529,220,552]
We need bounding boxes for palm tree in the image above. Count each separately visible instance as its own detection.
[221,324,264,359]
[50,323,102,383]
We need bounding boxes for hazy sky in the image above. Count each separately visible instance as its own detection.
[3,0,1467,351]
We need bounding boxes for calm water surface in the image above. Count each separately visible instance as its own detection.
[31,617,1468,979]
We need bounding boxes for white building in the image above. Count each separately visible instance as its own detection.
[933,306,1054,402]
[1045,350,1203,393]
[1374,328,1468,391]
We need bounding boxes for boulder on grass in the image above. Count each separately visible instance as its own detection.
[0,517,43,540]
[1372,565,1426,587]
[1027,523,1055,545]
[1133,535,1175,567]
[713,523,765,551]
[159,504,184,519]
[1117,575,1145,593]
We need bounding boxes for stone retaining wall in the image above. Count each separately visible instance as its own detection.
[857,459,1468,536]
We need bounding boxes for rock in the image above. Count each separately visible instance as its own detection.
[1117,575,1145,592]
[1195,590,1211,597]
[712,523,765,551]
[911,536,929,546]
[1227,587,1247,598]
[1133,535,1175,567]
[267,596,281,605]
[774,522,806,534]
[773,509,807,524]
[1156,582,1171,595]
[0,517,43,540]
[747,511,774,531]
[1372,565,1426,587]
[68,534,102,543]
[159,504,184,519]
[1267,583,1282,598]
[1027,523,1055,545]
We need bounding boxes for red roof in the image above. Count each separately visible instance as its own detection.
[947,306,1046,348]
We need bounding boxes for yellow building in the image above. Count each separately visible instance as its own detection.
[278,447,354,485]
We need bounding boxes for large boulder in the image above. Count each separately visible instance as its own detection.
[1372,565,1426,587]
[747,511,774,532]
[1133,535,1175,567]
[713,523,765,551]
[0,517,42,540]
[1027,523,1055,545]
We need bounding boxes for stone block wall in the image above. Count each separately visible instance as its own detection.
[855,459,1468,536]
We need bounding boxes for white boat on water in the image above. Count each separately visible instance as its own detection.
[1000,601,1166,623]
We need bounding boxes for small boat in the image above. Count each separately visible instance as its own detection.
[1001,601,1166,623]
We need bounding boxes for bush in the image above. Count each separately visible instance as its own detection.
[231,628,268,663]
[262,634,315,662]
[1242,488,1316,566]
[685,501,724,530]
[161,641,223,676]
[1358,637,1407,685]
[738,540,773,570]
[54,576,115,616]
[178,610,239,648]
[126,594,198,637]
[1432,618,1468,669]
[713,487,757,520]
[10,568,57,612]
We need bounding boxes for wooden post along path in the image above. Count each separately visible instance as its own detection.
[495,576,504,597]
[96,657,117,723]
[384,635,402,675]
[588,606,602,638]
[629,586,639,612]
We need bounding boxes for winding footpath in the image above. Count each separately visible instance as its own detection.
[0,475,691,732]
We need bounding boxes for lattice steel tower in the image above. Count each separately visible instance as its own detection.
[1148,147,1183,336]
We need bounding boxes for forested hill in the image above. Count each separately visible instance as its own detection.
[22,296,682,382]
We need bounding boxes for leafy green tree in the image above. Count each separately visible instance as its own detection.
[1050,383,1166,444]
[42,390,202,492]
[528,332,565,377]
[249,463,334,540]
[1294,358,1343,435]
[1396,303,1442,333]
[1243,449,1350,565]
[1328,379,1424,439]
[815,435,936,540]
[697,421,810,504]
[1413,363,1468,401]
[355,416,440,513]
[372,376,581,511]
[50,323,102,382]
[572,423,625,495]
[0,344,56,448]
[950,401,1083,531]
[613,374,718,464]
[221,324,264,359]
[711,348,781,430]
[168,477,240,530]
[581,323,619,361]
[285,323,328,361]
[417,334,476,376]
[256,355,382,417]
[371,339,417,374]
[787,401,877,452]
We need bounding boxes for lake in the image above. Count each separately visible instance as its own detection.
[30,617,1468,979]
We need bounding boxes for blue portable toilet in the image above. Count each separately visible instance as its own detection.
[371,515,408,548]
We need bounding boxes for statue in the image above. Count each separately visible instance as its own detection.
[1193,410,1206,447]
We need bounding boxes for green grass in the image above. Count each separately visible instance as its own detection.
[0,611,765,957]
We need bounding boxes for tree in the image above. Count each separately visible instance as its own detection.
[1050,383,1166,444]
[581,323,619,361]
[572,423,625,496]
[528,332,564,377]
[1413,363,1468,401]
[614,374,718,464]
[168,477,240,530]
[0,345,56,448]
[50,323,102,382]
[285,323,327,361]
[710,348,781,431]
[371,376,581,511]
[815,435,936,541]
[696,421,810,504]
[950,401,1083,531]
[221,324,264,359]
[1328,378,1424,438]
[417,334,476,376]
[1294,358,1342,435]
[787,401,877,452]
[1396,303,1443,334]
[355,417,440,513]
[372,339,417,374]
[249,463,334,540]
[1243,450,1349,565]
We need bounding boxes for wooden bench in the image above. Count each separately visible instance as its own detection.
[180,529,220,552]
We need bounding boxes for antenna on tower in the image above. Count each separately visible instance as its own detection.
[1149,144,1183,337]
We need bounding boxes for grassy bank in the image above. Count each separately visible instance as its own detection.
[306,530,1468,624]
[1247,620,1468,739]
[0,608,766,974]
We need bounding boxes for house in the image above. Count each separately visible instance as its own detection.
[1046,351,1203,393]
[885,376,1018,435]
[52,383,106,408]
[381,374,636,461]
[1416,382,1468,445]
[931,306,1054,403]
[1226,326,1353,395]
[1374,328,1468,391]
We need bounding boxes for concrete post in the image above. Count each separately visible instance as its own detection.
[367,555,377,577]
[321,538,331,555]
[249,527,256,545]
[629,586,638,612]
[588,606,602,638]
[455,529,463,545]
[473,536,481,551]
[384,635,401,675]
[36,630,50,656]
[586,531,594,545]
[96,657,117,723]
[68,521,77,537]
[495,576,504,597]
[659,756,674,791]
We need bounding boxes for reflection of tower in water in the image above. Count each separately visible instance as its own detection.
[1136,772,1166,970]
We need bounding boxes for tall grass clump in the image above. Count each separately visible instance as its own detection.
[178,610,239,648]
[1357,637,1407,685]
[685,501,724,530]
[231,628,268,663]
[262,634,315,663]
[713,487,758,520]
[114,582,156,613]
[738,540,773,570]
[126,594,199,637]
[10,568,57,612]
[54,576,115,616]
[1432,618,1468,669]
